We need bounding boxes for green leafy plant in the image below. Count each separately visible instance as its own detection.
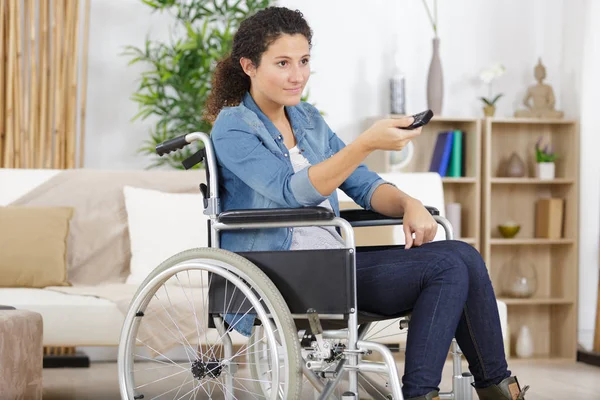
[535,137,557,163]
[123,0,272,169]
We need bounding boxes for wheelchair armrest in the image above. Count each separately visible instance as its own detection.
[218,206,335,224]
[340,206,440,228]
[340,206,439,223]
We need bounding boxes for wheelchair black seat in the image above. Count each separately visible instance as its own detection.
[208,245,412,332]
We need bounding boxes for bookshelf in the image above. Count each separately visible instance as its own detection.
[362,116,482,250]
[359,115,579,361]
[482,117,579,360]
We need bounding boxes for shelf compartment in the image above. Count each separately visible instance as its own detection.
[486,121,577,179]
[489,246,577,302]
[443,183,479,243]
[363,117,481,178]
[488,184,575,240]
[505,303,576,359]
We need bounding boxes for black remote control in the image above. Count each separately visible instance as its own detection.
[405,109,434,130]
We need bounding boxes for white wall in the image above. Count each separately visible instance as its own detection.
[84,1,174,169]
[85,0,569,167]
[83,0,600,348]
[280,0,565,140]
[567,0,600,351]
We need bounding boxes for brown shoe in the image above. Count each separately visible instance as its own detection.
[407,390,440,400]
[474,376,530,400]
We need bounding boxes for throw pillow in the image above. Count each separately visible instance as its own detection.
[0,206,74,287]
[123,186,210,286]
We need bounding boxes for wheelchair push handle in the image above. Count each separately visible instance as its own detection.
[155,134,190,156]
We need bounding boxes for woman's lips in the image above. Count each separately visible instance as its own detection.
[285,87,302,94]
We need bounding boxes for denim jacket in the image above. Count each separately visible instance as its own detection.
[211,92,390,335]
[211,92,389,252]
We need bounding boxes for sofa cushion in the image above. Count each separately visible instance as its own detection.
[123,186,209,285]
[0,288,125,346]
[0,206,73,288]
[9,169,207,285]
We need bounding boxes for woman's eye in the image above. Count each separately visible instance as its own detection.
[301,58,310,65]
[278,61,287,67]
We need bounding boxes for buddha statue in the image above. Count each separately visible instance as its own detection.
[514,59,563,118]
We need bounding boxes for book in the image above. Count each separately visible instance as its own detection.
[447,130,463,177]
[429,131,454,176]
[461,131,467,177]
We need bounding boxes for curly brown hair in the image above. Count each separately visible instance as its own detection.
[203,6,313,123]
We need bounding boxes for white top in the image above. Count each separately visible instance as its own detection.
[288,146,345,250]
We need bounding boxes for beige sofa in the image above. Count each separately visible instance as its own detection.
[0,168,209,351]
[0,168,507,359]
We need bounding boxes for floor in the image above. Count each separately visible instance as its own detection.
[42,358,600,399]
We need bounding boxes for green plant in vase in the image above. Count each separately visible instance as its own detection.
[479,63,506,117]
[535,136,557,179]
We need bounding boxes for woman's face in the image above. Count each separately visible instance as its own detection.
[242,34,311,107]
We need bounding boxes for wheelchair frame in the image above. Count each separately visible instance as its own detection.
[120,131,475,400]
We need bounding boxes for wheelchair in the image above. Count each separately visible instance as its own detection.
[117,132,475,400]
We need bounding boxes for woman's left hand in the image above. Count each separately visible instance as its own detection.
[402,198,438,249]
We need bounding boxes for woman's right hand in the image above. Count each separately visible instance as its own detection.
[357,117,423,153]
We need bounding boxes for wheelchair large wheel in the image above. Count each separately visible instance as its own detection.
[118,248,302,399]
[247,325,284,399]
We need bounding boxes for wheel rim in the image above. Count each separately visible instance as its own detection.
[249,326,290,399]
[118,258,288,400]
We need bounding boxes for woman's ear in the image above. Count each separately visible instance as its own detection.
[240,57,256,78]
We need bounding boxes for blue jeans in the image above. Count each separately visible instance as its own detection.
[356,240,511,398]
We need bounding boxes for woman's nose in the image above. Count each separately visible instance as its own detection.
[289,66,305,83]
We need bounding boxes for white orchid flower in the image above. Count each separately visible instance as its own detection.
[492,64,506,77]
[479,63,506,107]
[480,64,506,83]
[480,70,496,84]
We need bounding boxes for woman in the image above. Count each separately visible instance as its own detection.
[204,6,528,400]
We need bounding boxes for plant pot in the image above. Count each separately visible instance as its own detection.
[483,105,496,117]
[536,162,555,180]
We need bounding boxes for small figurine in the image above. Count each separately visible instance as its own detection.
[514,59,563,119]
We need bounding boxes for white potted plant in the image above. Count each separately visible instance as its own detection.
[535,137,557,179]
[479,63,506,117]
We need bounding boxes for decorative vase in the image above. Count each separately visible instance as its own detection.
[500,255,537,298]
[505,152,526,177]
[446,202,462,238]
[427,37,443,115]
[483,105,496,117]
[515,325,534,358]
[497,223,521,239]
[536,162,555,180]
